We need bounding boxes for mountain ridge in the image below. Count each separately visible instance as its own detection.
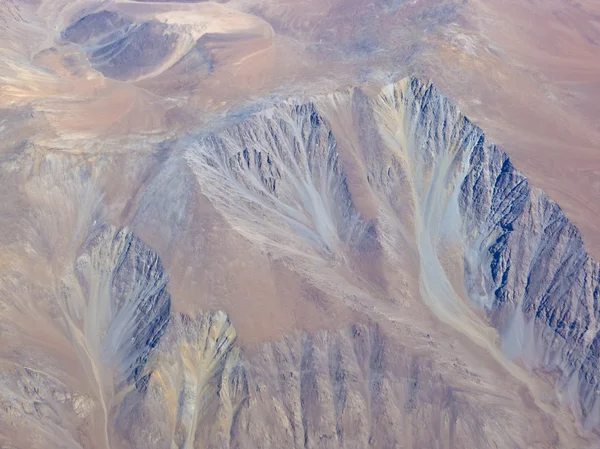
[1,75,598,448]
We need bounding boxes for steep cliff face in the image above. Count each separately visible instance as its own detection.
[458,102,600,428]
[367,77,600,429]
[367,78,600,429]
[372,80,599,427]
[185,102,376,259]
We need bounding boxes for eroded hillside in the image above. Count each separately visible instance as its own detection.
[2,0,600,448]
[1,77,599,448]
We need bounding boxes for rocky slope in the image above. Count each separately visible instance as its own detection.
[116,314,545,449]
[185,76,600,437]
[380,78,600,429]
[0,223,171,448]
[460,106,600,428]
[2,76,599,448]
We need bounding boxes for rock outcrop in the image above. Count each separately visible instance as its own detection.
[2,77,599,448]
[457,95,600,428]
[186,77,600,432]
[370,78,600,429]
[117,315,548,449]
[114,311,245,449]
[185,102,376,259]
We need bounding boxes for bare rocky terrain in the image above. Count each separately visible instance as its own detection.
[1,1,600,448]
